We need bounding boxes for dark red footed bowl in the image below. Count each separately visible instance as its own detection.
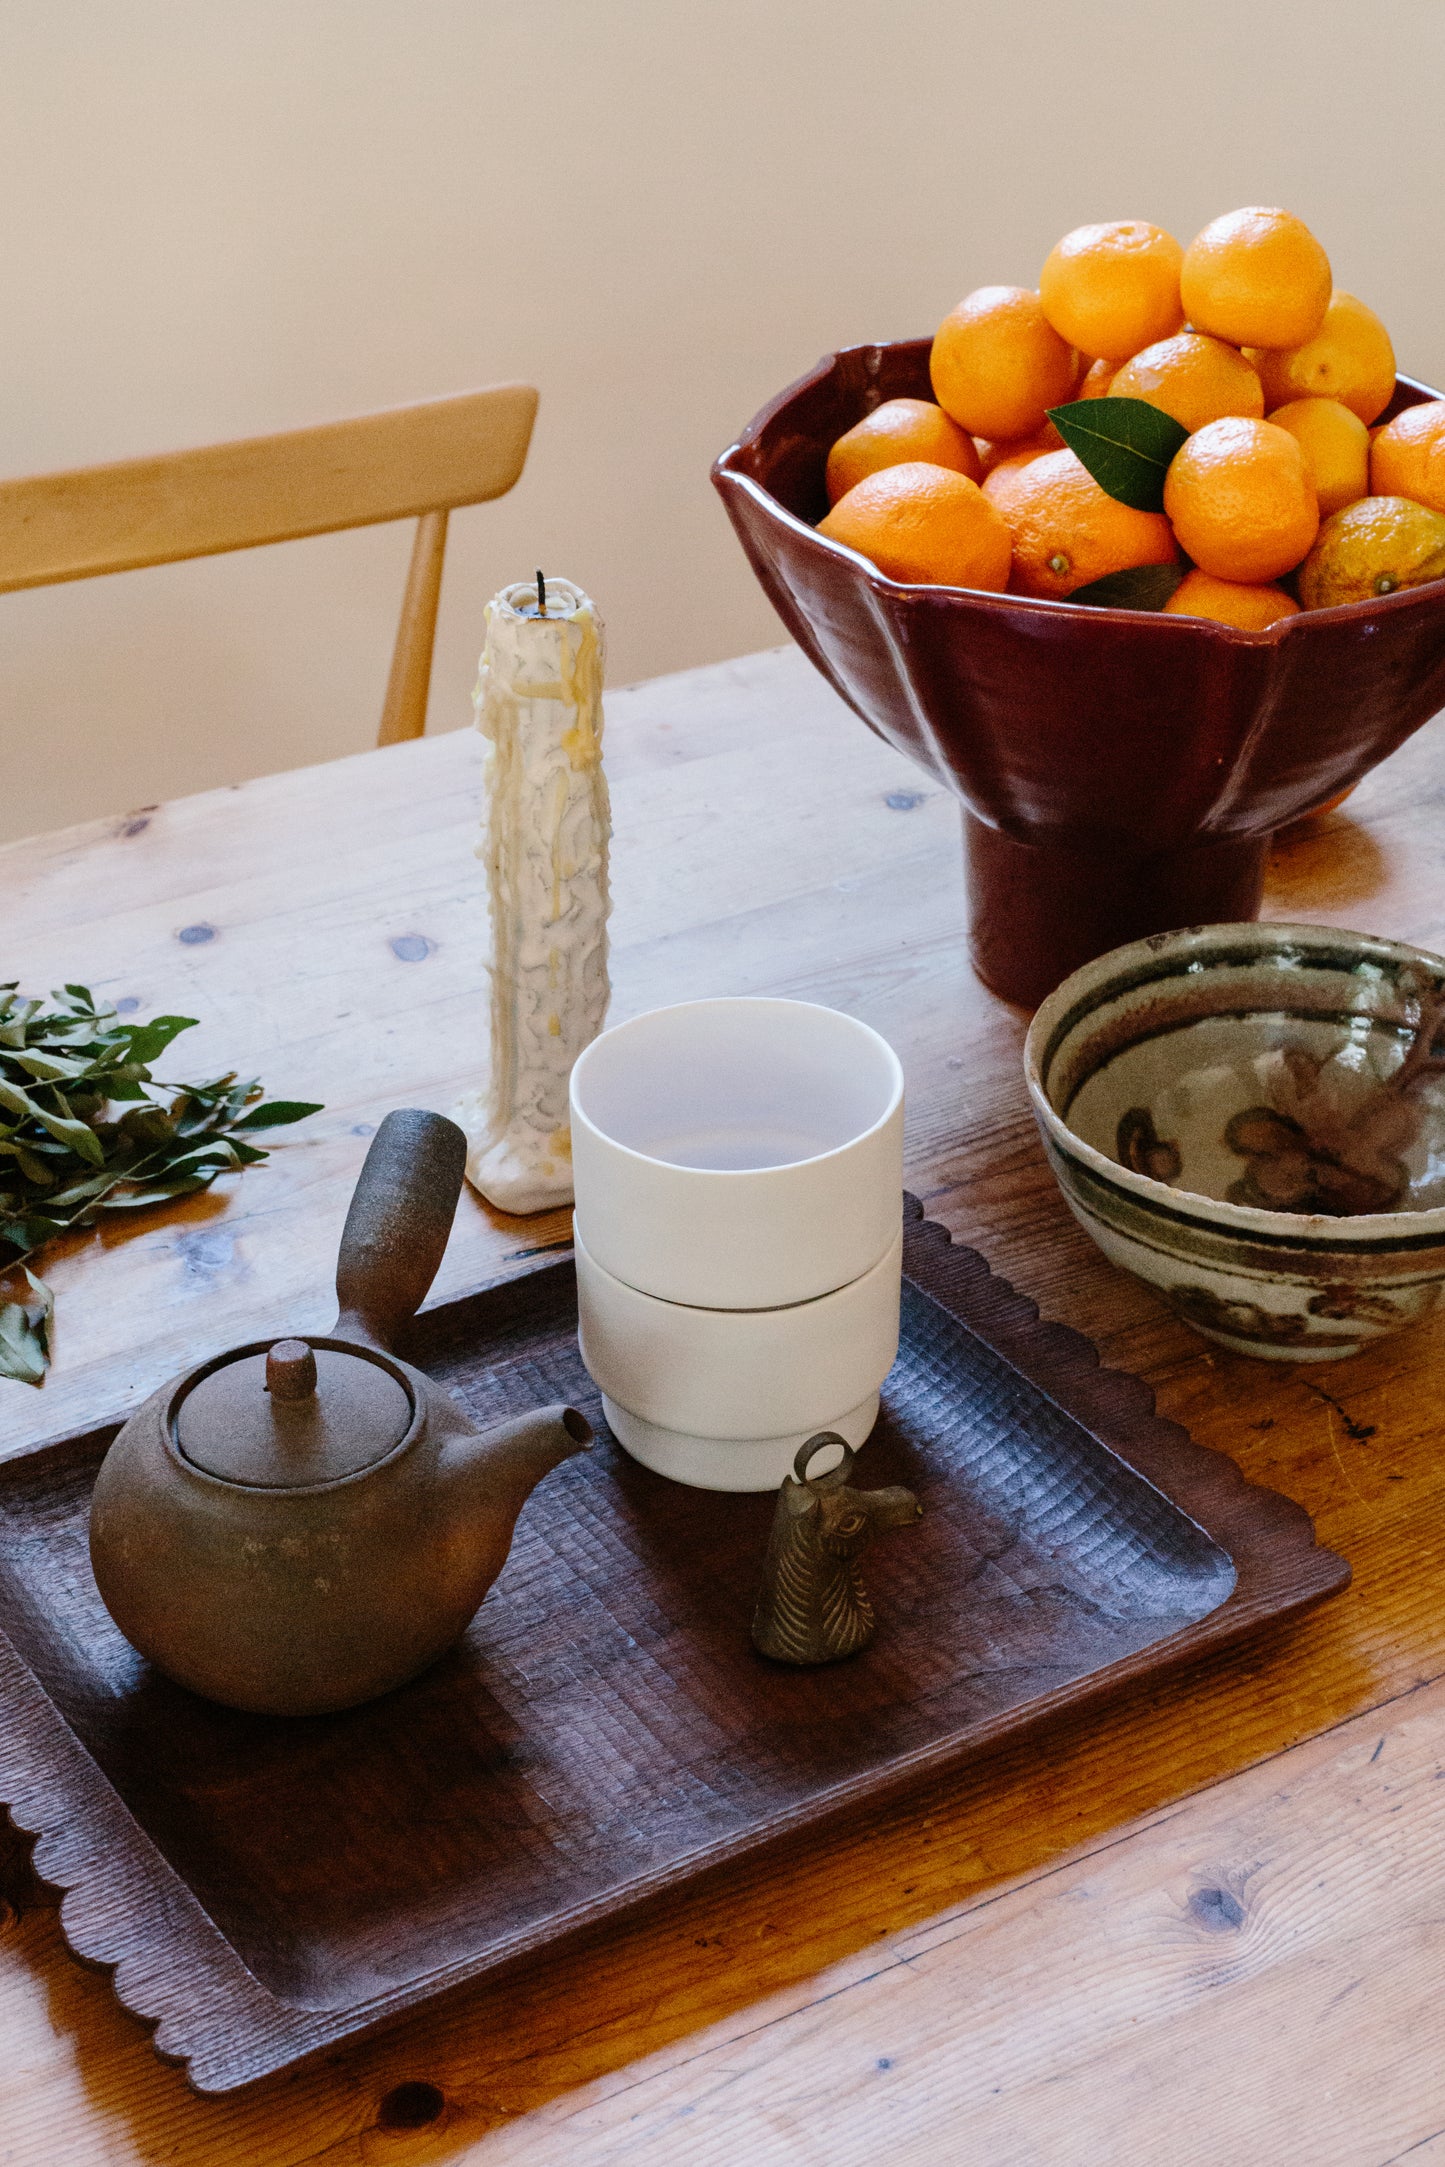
[712,340,1445,1008]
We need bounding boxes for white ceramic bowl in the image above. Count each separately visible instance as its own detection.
[575,1220,902,1490]
[569,998,904,1309]
[1025,921,1445,1361]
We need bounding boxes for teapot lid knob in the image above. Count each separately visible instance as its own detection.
[174,1337,412,1488]
[266,1340,317,1402]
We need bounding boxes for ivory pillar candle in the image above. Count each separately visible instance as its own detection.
[454,577,611,1214]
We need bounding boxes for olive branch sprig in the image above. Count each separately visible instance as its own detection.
[0,982,321,1383]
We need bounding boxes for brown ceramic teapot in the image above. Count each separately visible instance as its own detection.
[89,1108,592,1716]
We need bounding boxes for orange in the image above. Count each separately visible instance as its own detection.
[1266,398,1370,518]
[1298,496,1445,609]
[1077,357,1116,399]
[976,423,1062,477]
[817,461,1013,590]
[1109,332,1264,433]
[1181,208,1332,350]
[995,448,1179,600]
[982,442,1058,519]
[1371,402,1445,515]
[1039,221,1184,362]
[930,286,1077,442]
[1249,293,1396,424]
[1162,568,1300,629]
[825,398,982,504]
[1163,417,1320,582]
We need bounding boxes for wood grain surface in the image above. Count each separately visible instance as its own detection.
[2,644,1444,2161]
[0,386,537,592]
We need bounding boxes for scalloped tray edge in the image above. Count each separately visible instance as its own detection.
[0,1199,1349,2091]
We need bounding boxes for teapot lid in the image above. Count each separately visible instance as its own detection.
[174,1338,413,1488]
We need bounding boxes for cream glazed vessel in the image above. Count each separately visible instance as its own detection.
[569,998,905,1309]
[455,577,611,1214]
[575,1220,903,1491]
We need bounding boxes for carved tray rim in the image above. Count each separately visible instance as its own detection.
[0,1199,1349,2092]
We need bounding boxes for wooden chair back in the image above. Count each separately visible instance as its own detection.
[0,384,538,745]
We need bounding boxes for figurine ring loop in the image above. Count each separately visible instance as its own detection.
[794,1433,854,1486]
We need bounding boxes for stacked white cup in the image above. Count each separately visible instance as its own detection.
[569,998,904,1492]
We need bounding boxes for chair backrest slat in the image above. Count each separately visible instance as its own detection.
[0,384,538,595]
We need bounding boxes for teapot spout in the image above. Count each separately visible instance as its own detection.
[443,1403,594,1528]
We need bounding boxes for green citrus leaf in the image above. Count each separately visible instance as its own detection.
[1047,397,1189,512]
[120,1013,198,1065]
[0,1271,53,1386]
[1068,562,1188,611]
[230,1098,324,1130]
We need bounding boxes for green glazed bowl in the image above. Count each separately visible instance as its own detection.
[1024,921,1445,1360]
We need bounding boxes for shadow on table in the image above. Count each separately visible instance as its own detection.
[1269,813,1389,914]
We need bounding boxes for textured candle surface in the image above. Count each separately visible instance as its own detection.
[455,578,611,1213]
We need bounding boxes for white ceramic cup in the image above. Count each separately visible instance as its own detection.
[569,998,904,1309]
[575,1221,902,1491]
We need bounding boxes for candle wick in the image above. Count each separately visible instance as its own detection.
[536,569,546,619]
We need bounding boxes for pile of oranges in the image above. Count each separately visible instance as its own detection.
[818,209,1445,627]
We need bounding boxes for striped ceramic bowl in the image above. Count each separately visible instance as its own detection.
[1024,922,1445,1361]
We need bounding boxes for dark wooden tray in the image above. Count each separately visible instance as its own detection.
[0,1200,1348,2092]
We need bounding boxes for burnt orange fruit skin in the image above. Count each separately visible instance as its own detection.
[1164,417,1320,584]
[1250,293,1397,424]
[977,423,1062,478]
[1162,568,1300,630]
[1110,332,1263,433]
[982,446,1056,520]
[996,447,1179,600]
[1077,357,1116,399]
[930,286,1077,443]
[1372,403,1445,516]
[1181,208,1332,350]
[825,398,983,505]
[1039,221,1184,362]
[817,461,1013,591]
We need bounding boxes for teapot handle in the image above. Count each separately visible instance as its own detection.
[333,1108,469,1352]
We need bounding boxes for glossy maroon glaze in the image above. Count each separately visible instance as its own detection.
[712,340,1445,1007]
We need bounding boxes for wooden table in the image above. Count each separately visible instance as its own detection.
[4,644,1445,2165]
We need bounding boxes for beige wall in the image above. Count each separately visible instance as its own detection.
[3,0,1442,843]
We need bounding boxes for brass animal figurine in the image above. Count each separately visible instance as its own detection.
[751,1434,921,1665]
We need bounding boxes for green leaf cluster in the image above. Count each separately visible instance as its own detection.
[0,983,321,1385]
[1047,397,1189,514]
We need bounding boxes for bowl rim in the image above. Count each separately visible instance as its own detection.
[712,343,1445,644]
[1021,919,1445,1241]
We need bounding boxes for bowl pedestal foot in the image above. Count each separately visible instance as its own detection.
[963,812,1270,1010]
